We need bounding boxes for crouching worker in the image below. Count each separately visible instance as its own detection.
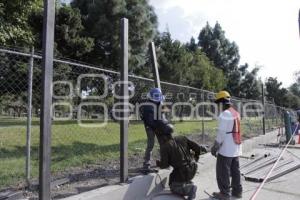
[156,121,207,200]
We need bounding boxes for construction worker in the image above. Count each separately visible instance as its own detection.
[294,110,300,135]
[156,121,207,200]
[140,88,168,171]
[211,91,243,200]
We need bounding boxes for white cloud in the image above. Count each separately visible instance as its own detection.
[150,0,300,87]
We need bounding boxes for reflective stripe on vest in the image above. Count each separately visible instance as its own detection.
[228,107,242,145]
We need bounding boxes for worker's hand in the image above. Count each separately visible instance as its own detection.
[211,147,217,157]
[200,145,208,154]
[211,141,221,157]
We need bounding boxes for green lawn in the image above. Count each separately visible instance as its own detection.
[0,117,280,189]
[0,119,216,189]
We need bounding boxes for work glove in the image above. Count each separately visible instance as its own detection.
[211,141,221,157]
[200,145,208,155]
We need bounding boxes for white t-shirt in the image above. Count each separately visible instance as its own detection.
[216,109,242,157]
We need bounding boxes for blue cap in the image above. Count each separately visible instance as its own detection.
[147,88,165,102]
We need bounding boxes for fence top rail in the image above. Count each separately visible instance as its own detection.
[0,46,289,109]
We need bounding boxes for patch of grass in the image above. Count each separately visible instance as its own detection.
[0,120,207,188]
[0,117,280,189]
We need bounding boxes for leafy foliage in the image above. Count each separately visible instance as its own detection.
[30,4,94,59]
[290,71,300,98]
[198,22,261,98]
[0,1,298,108]
[71,0,158,72]
[266,77,300,109]
[0,0,42,46]
[155,32,226,91]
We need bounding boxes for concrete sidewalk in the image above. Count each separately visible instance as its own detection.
[62,130,300,200]
[195,147,300,200]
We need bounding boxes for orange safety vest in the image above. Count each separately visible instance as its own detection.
[228,107,242,145]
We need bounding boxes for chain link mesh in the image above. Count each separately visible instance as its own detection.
[0,47,289,193]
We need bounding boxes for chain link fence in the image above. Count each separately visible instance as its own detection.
[0,47,288,195]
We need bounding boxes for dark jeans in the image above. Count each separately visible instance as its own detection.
[216,154,242,196]
[143,126,155,166]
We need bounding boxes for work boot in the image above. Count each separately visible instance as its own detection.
[187,185,197,200]
[212,192,230,200]
[231,191,242,199]
[143,162,151,170]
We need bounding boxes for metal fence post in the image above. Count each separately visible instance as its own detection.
[39,0,55,199]
[120,18,129,183]
[149,42,161,89]
[201,93,205,144]
[26,47,34,185]
[262,84,266,135]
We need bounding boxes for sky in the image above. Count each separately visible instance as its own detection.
[149,0,300,87]
[62,0,300,87]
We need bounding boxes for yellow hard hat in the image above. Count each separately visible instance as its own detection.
[215,91,231,102]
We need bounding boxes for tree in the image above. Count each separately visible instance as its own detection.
[186,37,198,52]
[155,32,226,91]
[239,67,261,99]
[0,0,42,46]
[289,71,300,97]
[265,77,288,106]
[198,22,240,73]
[71,0,158,73]
[186,49,226,91]
[284,91,300,109]
[30,4,94,59]
[198,22,244,95]
[155,32,192,85]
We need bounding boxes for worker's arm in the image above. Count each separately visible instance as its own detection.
[186,137,200,160]
[185,136,207,161]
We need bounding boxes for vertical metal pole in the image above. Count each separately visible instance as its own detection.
[120,18,129,183]
[262,84,266,135]
[149,42,161,89]
[201,93,205,144]
[26,47,34,185]
[39,0,55,199]
[298,9,300,39]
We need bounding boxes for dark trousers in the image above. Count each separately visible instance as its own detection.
[143,126,155,166]
[216,154,242,196]
[143,126,163,166]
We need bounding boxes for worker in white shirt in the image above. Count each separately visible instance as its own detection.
[211,91,243,200]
